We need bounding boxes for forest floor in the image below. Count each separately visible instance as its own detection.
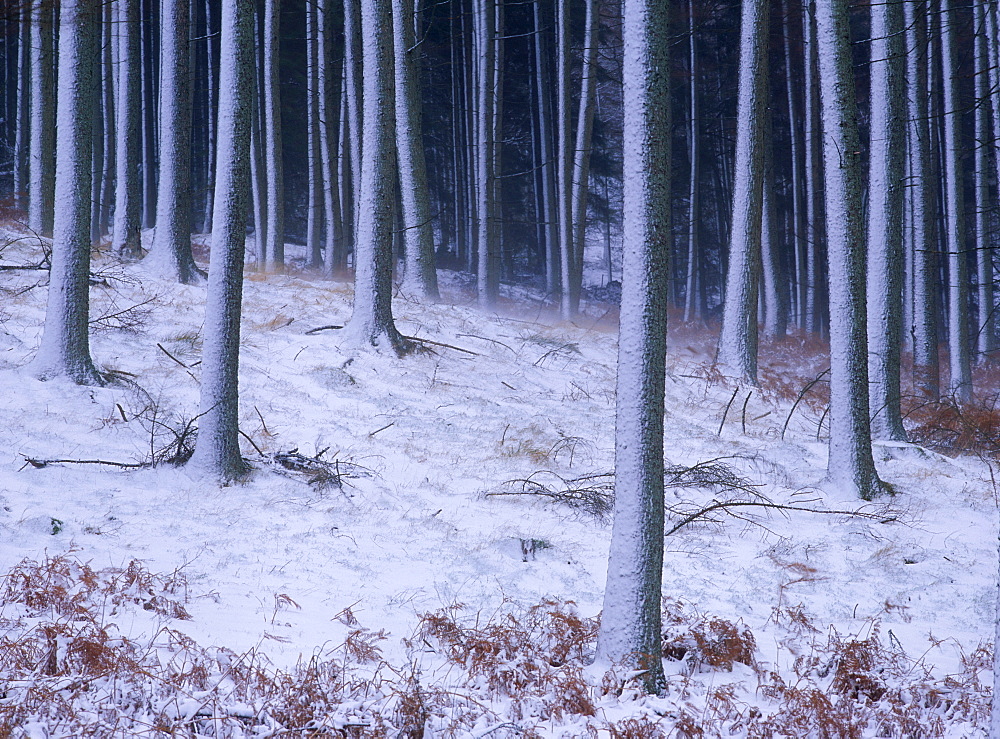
[0,228,995,737]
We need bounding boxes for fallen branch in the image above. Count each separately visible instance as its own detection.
[401,334,479,356]
[305,324,344,335]
[781,368,830,440]
[20,456,145,471]
[666,499,896,537]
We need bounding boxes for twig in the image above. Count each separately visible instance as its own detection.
[718,387,741,436]
[20,456,145,470]
[666,500,895,537]
[781,368,830,440]
[305,324,344,334]
[368,422,395,437]
[156,342,190,369]
[239,429,264,457]
[401,334,479,356]
[741,391,752,434]
[254,405,271,436]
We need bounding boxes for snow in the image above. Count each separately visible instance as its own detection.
[0,230,995,735]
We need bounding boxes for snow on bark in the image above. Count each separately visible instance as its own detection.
[189,0,253,482]
[263,0,285,270]
[112,0,142,258]
[941,0,972,403]
[395,0,440,300]
[146,0,204,285]
[28,0,55,237]
[595,0,670,693]
[306,0,323,269]
[814,0,882,500]
[865,0,906,441]
[976,1,997,359]
[556,0,573,318]
[718,0,768,384]
[30,0,103,386]
[905,0,939,399]
[346,0,410,355]
[475,0,500,308]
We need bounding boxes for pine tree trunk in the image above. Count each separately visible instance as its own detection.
[815,0,883,500]
[761,116,786,340]
[866,0,906,441]
[941,0,972,402]
[395,0,440,299]
[347,0,410,354]
[189,0,254,482]
[782,0,806,330]
[595,0,670,694]
[905,0,939,398]
[534,0,558,296]
[318,0,344,274]
[556,0,574,318]
[263,0,284,269]
[306,0,323,268]
[570,0,599,315]
[14,5,29,211]
[803,0,822,335]
[718,0,768,384]
[684,0,699,323]
[344,0,363,254]
[976,1,996,359]
[475,0,499,307]
[147,0,203,284]
[31,0,103,386]
[113,0,142,258]
[28,0,55,237]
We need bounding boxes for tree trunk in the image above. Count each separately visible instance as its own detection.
[556,0,574,318]
[684,0,699,323]
[781,0,806,331]
[718,0,768,384]
[189,0,254,482]
[395,0,440,299]
[31,0,103,386]
[147,0,203,284]
[306,0,323,268]
[14,5,29,211]
[344,0,363,254]
[347,0,410,354]
[263,0,284,269]
[28,0,55,237]
[595,0,670,694]
[318,0,344,274]
[976,1,996,359]
[475,0,499,307]
[113,0,142,258]
[570,0,599,315]
[815,0,883,500]
[941,0,972,402]
[866,0,906,441]
[905,0,939,399]
[534,0,558,296]
[141,0,158,230]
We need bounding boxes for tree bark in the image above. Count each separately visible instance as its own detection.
[113,0,142,258]
[262,0,284,269]
[595,0,670,693]
[28,0,55,237]
[31,0,103,386]
[815,0,883,500]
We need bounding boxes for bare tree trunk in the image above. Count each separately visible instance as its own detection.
[113,0,142,258]
[866,0,906,441]
[14,5,29,211]
[815,0,883,500]
[28,0,55,237]
[31,0,103,386]
[147,0,203,284]
[684,0,699,323]
[475,0,499,307]
[595,0,670,693]
[976,0,997,359]
[718,0,768,384]
[556,0,574,318]
[344,0,363,253]
[395,0,440,299]
[318,0,344,274]
[534,0,558,296]
[263,0,284,269]
[190,0,254,482]
[306,0,323,268]
[942,0,972,402]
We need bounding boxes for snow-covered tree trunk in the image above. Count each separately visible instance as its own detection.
[113,0,142,258]
[595,0,670,693]
[866,0,906,441]
[306,0,323,269]
[533,0,558,296]
[147,0,203,284]
[28,0,55,237]
[263,0,284,269]
[905,0,939,399]
[569,0,599,314]
[683,0,699,324]
[976,1,996,360]
[98,2,116,238]
[14,5,29,211]
[140,0,157,229]
[189,0,253,482]
[395,0,440,299]
[803,0,824,336]
[475,0,499,308]
[718,0,768,384]
[781,0,806,330]
[31,0,103,386]
[941,0,972,403]
[761,116,786,340]
[318,0,344,274]
[343,0,363,253]
[815,0,882,500]
[556,0,574,318]
[347,0,410,354]
[201,0,217,234]
[250,6,267,266]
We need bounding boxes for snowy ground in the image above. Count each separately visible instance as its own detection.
[0,228,995,736]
